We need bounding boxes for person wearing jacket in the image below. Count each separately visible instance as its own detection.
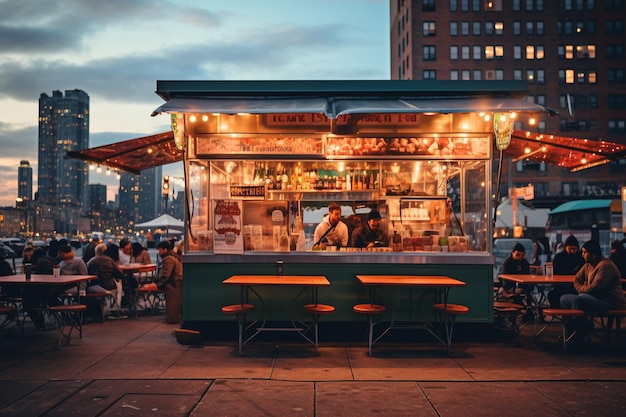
[140,241,183,324]
[560,239,626,346]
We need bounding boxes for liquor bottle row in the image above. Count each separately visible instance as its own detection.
[251,163,381,191]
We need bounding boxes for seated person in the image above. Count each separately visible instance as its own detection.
[547,235,584,308]
[350,210,389,249]
[560,240,626,347]
[131,242,152,264]
[86,243,126,318]
[140,241,183,324]
[497,243,530,303]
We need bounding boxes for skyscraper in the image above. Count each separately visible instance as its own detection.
[390,0,626,203]
[38,89,90,233]
[17,160,33,206]
[118,166,163,225]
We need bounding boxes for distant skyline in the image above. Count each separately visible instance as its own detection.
[0,0,390,206]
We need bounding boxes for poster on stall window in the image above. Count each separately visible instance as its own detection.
[213,199,244,254]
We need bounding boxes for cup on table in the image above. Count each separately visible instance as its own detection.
[545,262,553,279]
[52,265,60,277]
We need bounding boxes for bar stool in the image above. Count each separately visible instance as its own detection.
[47,304,87,348]
[353,303,387,356]
[222,304,255,354]
[493,301,525,338]
[302,303,335,350]
[433,303,469,353]
[537,308,584,351]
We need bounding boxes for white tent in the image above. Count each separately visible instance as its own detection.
[134,214,184,234]
[495,198,549,229]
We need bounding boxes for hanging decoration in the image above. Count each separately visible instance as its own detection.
[493,112,514,151]
[171,113,186,151]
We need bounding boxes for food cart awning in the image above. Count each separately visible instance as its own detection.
[332,97,552,116]
[151,96,554,118]
[151,97,332,117]
[505,130,626,172]
[66,131,181,175]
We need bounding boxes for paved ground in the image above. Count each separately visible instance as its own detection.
[1,313,625,417]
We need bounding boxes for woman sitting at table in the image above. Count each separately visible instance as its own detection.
[131,242,152,264]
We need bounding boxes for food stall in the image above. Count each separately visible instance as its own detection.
[150,80,549,327]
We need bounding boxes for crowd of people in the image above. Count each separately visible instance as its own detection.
[1,236,184,327]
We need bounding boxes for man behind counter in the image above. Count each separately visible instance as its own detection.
[350,210,389,249]
[313,202,349,249]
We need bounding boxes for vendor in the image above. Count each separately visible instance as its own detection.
[350,210,389,249]
[312,202,349,249]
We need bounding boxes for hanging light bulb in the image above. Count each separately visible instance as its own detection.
[106,168,111,176]
[96,165,102,173]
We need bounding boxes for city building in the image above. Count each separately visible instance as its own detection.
[17,160,32,208]
[37,89,90,234]
[118,166,163,226]
[390,0,626,211]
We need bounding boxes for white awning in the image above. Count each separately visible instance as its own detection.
[151,97,332,117]
[332,97,554,116]
[153,96,555,118]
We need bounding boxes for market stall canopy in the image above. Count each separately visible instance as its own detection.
[506,130,626,172]
[66,131,181,175]
[134,214,184,230]
[151,80,556,117]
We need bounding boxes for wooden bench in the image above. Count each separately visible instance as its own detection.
[353,303,387,356]
[222,304,256,354]
[302,303,335,350]
[433,303,470,352]
[47,304,87,348]
[537,308,585,351]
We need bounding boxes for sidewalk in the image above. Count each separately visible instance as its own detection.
[1,315,625,417]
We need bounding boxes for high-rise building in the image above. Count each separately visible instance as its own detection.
[118,166,163,225]
[17,160,32,206]
[390,0,626,204]
[38,90,90,206]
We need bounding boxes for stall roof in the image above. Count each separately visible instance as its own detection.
[506,130,626,172]
[66,80,624,174]
[152,80,555,117]
[66,131,181,175]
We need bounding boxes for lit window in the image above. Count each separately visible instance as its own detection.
[527,70,535,82]
[536,45,544,59]
[526,46,535,59]
[485,46,494,59]
[588,71,597,83]
[495,22,504,35]
[566,69,575,83]
[565,45,574,59]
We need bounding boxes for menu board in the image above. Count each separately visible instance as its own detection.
[213,200,244,254]
[327,136,489,158]
[197,136,324,156]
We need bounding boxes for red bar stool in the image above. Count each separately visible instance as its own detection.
[537,308,585,351]
[433,303,470,353]
[47,304,87,348]
[302,303,335,351]
[353,303,387,356]
[222,304,255,354]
